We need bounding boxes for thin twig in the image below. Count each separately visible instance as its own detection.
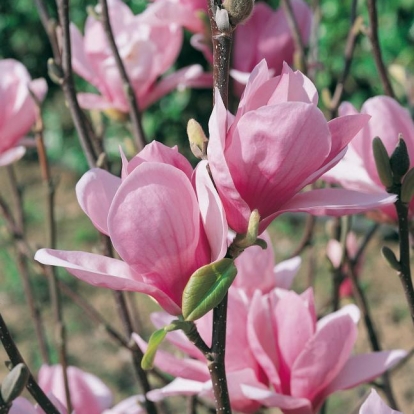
[281,0,307,74]
[329,0,362,117]
[394,199,414,325]
[98,0,146,151]
[366,0,395,98]
[31,91,73,413]
[0,193,50,364]
[0,313,60,414]
[54,0,98,167]
[289,215,316,258]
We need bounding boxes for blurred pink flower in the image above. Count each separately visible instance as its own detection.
[232,230,301,297]
[326,232,363,298]
[103,395,146,414]
[359,389,402,414]
[323,96,414,222]
[133,288,267,413]
[207,60,396,234]
[153,0,207,33]
[38,364,113,414]
[231,0,312,96]
[71,0,210,113]
[10,396,66,414]
[35,142,227,315]
[242,288,406,413]
[0,59,47,166]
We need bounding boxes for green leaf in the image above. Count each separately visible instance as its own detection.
[141,329,167,370]
[182,258,237,321]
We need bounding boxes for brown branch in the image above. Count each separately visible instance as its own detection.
[289,215,316,258]
[55,0,98,168]
[98,0,147,151]
[366,0,395,98]
[329,0,362,117]
[281,0,307,74]
[30,91,73,413]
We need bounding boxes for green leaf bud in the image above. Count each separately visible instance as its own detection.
[401,168,414,203]
[381,246,401,272]
[1,363,29,404]
[372,137,393,189]
[390,135,410,182]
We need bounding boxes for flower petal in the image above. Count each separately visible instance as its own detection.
[34,249,181,315]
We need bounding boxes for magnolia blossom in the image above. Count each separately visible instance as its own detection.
[38,364,113,414]
[10,396,66,414]
[153,0,207,33]
[207,60,396,234]
[232,230,301,297]
[35,142,227,315]
[326,232,363,298]
[242,288,406,413]
[71,0,210,114]
[323,96,414,222]
[133,289,267,413]
[0,59,47,166]
[102,396,146,414]
[231,0,312,96]
[359,389,402,414]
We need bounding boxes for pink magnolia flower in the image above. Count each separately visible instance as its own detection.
[326,232,363,298]
[71,0,210,114]
[133,288,267,413]
[242,288,406,413]
[103,396,146,414]
[207,60,396,234]
[359,389,402,414]
[0,59,47,166]
[231,0,312,96]
[153,0,208,34]
[10,396,66,414]
[38,364,113,414]
[323,96,414,222]
[35,142,227,315]
[232,230,301,297]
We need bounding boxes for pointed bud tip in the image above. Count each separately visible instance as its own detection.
[390,135,410,181]
[372,137,394,188]
[381,246,401,272]
[1,363,29,404]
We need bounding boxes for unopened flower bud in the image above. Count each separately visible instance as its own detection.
[1,363,29,404]
[47,58,64,85]
[222,0,254,27]
[187,119,208,159]
[381,246,401,272]
[390,135,410,182]
[372,137,393,189]
[215,8,230,32]
[401,168,414,203]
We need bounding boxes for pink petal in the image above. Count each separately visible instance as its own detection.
[10,398,39,414]
[108,162,206,306]
[77,93,116,111]
[291,313,357,401]
[0,146,26,166]
[274,256,302,290]
[326,239,342,268]
[76,168,121,235]
[103,395,146,414]
[247,291,281,391]
[359,389,402,414]
[228,102,331,221]
[125,141,193,179]
[146,378,205,402]
[207,91,251,233]
[275,291,315,371]
[316,304,360,331]
[326,350,407,394]
[195,160,228,261]
[34,249,181,315]
[70,23,95,84]
[241,385,313,413]
[277,188,397,217]
[326,114,371,163]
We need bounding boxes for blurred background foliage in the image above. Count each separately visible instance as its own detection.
[1,0,414,173]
